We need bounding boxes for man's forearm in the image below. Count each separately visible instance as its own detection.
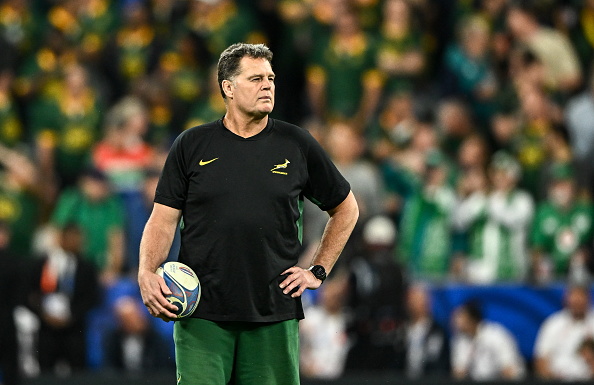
[310,191,359,274]
[139,215,178,274]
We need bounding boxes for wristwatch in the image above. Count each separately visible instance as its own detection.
[308,265,327,283]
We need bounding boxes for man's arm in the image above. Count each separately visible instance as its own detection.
[534,356,555,379]
[280,191,358,297]
[138,202,181,319]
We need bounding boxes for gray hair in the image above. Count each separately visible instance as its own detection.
[104,96,147,130]
[217,43,273,99]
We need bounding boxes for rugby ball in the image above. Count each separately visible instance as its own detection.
[156,261,201,319]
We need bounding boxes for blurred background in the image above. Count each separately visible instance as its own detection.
[1,0,594,384]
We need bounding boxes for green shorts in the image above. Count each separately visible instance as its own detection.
[174,318,300,385]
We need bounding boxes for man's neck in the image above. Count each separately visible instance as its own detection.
[223,110,269,138]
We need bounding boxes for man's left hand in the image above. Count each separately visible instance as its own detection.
[279,266,322,298]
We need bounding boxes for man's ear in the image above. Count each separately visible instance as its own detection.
[222,79,233,99]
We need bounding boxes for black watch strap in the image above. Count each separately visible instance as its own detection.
[308,265,327,283]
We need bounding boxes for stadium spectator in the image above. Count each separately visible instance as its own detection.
[404,283,449,379]
[436,99,476,159]
[506,1,582,94]
[376,0,426,94]
[26,224,100,375]
[300,277,349,380]
[0,67,24,148]
[104,295,174,373]
[442,16,498,126]
[0,0,40,61]
[30,63,103,188]
[558,0,594,76]
[104,0,162,98]
[50,167,125,283]
[45,0,117,63]
[149,0,186,41]
[324,121,386,221]
[14,28,76,102]
[92,96,154,194]
[534,284,594,380]
[185,66,226,130]
[0,143,46,256]
[453,151,533,283]
[369,92,421,221]
[456,134,490,173]
[565,71,594,195]
[368,91,418,157]
[182,0,264,63]
[530,163,593,283]
[344,215,407,372]
[451,301,525,380]
[306,5,382,130]
[397,150,456,280]
[152,33,207,136]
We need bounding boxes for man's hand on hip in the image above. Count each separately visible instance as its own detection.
[279,266,322,298]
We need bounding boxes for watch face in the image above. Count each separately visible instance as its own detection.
[311,265,326,281]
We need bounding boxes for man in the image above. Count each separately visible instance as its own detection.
[451,301,525,380]
[531,163,593,283]
[565,72,594,196]
[27,223,100,374]
[138,43,358,385]
[534,285,594,380]
[104,296,174,373]
[506,1,582,93]
[345,215,407,372]
[51,168,125,283]
[453,151,534,283]
[405,284,449,379]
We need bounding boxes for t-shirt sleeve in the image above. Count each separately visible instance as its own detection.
[301,131,350,211]
[154,134,189,210]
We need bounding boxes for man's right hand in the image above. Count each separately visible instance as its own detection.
[138,269,179,321]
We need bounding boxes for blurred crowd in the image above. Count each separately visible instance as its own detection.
[1,0,594,383]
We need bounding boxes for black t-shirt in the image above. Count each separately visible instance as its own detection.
[155,118,350,322]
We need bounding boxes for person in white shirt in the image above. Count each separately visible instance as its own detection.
[300,278,349,379]
[451,301,525,380]
[534,285,594,380]
[405,283,449,378]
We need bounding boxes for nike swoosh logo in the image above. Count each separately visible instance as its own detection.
[199,158,218,166]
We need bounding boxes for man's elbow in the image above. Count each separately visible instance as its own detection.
[350,194,360,224]
[338,191,359,226]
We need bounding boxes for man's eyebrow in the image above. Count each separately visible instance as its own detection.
[248,72,275,78]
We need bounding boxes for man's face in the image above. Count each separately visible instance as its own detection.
[226,57,275,119]
[566,287,590,320]
[549,179,574,209]
[452,308,476,336]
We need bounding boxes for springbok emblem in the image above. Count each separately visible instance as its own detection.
[271,159,290,174]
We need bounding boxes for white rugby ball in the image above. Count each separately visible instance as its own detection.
[156,261,201,319]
